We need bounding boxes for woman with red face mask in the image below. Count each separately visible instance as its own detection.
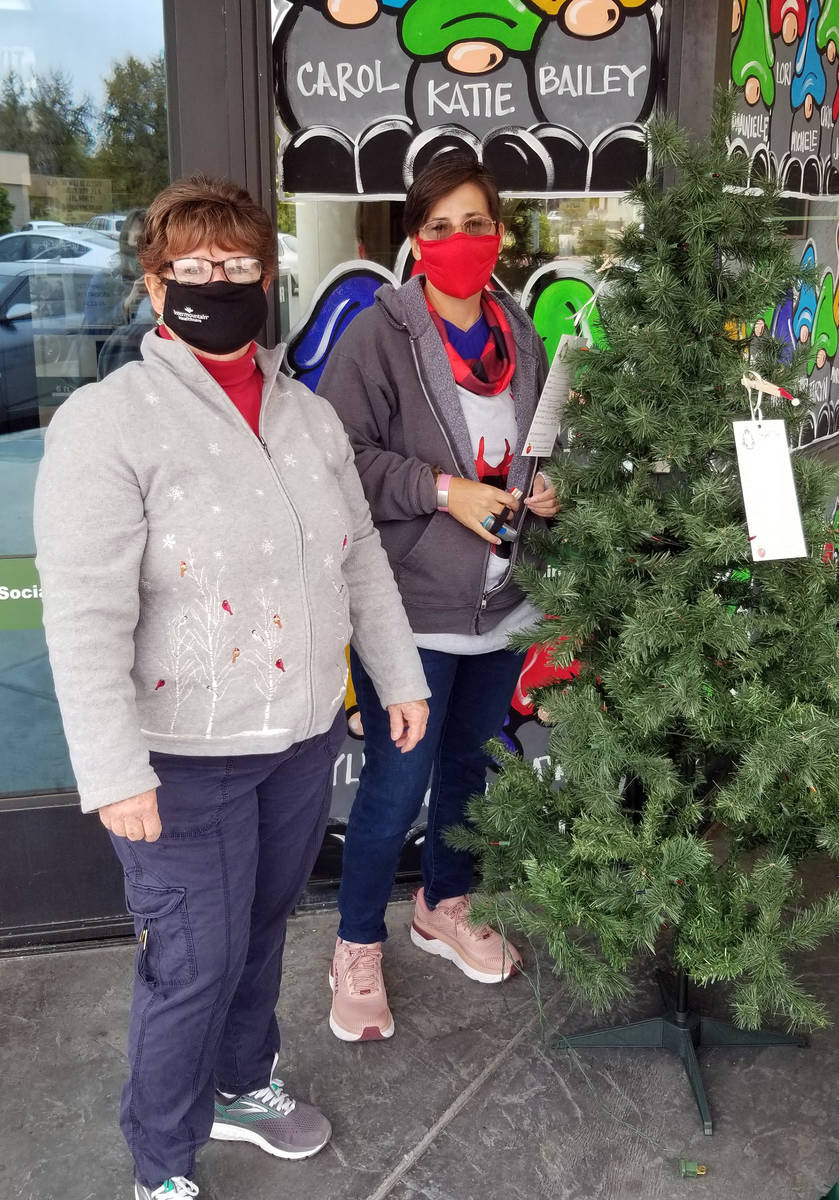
[318,156,559,1042]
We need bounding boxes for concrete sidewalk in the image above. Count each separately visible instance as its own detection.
[1,897,838,1200]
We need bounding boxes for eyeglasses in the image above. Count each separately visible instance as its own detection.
[164,256,263,285]
[417,217,497,241]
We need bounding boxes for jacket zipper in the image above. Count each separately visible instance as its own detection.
[412,333,544,638]
[409,338,470,477]
[256,425,316,738]
[409,336,493,631]
[148,353,318,738]
[408,331,540,634]
[476,455,541,629]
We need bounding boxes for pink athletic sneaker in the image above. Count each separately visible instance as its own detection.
[410,888,522,983]
[329,938,395,1042]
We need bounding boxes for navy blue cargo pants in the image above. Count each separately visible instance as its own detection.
[108,711,344,1188]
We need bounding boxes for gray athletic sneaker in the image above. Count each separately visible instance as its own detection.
[135,1179,199,1199]
[210,1056,331,1159]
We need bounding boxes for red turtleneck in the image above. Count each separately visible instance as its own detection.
[158,326,263,436]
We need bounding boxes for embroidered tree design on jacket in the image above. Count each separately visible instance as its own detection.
[162,607,201,733]
[177,552,238,737]
[246,589,288,732]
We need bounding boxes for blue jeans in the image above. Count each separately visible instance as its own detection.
[108,711,344,1188]
[338,645,524,944]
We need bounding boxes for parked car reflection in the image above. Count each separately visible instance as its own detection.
[0,227,116,269]
[86,213,126,240]
[0,261,102,433]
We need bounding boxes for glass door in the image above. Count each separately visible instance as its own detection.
[0,0,169,801]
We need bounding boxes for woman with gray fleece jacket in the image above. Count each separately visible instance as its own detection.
[318,156,559,1045]
[33,176,429,1200]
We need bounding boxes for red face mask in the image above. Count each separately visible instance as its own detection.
[416,232,500,299]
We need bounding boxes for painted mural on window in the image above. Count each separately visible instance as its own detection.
[729,5,839,452]
[767,202,839,446]
[730,0,839,195]
[272,0,664,196]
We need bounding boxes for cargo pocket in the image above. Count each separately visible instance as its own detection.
[125,880,197,990]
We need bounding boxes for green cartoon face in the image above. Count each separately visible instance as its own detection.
[816,0,839,62]
[399,0,651,74]
[810,271,838,374]
[532,276,604,363]
[400,0,541,74]
[732,0,775,108]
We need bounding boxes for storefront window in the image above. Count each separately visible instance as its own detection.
[0,1,168,798]
[270,0,657,366]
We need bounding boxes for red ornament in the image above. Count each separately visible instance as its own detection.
[275,658,285,671]
[155,679,166,691]
[222,600,233,615]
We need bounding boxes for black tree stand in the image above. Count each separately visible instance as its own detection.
[560,968,807,1134]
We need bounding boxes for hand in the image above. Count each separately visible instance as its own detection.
[445,478,521,544]
[524,472,559,518]
[98,789,162,842]
[387,700,429,753]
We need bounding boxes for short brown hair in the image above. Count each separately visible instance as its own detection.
[138,175,277,279]
[403,155,500,237]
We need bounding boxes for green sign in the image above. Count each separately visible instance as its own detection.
[0,557,44,631]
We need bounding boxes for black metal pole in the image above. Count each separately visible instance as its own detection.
[675,968,689,1024]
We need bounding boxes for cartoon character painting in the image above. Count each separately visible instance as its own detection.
[731,0,839,194]
[283,261,398,387]
[273,0,661,195]
[791,0,826,120]
[760,227,839,445]
[771,0,807,44]
[732,0,775,107]
[810,268,837,371]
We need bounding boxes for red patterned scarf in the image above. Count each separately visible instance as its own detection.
[427,292,516,396]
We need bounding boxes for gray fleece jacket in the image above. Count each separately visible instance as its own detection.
[317,277,549,636]
[34,330,429,813]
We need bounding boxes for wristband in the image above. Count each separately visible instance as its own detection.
[436,473,452,512]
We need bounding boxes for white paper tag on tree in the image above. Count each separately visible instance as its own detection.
[522,334,588,457]
[733,419,807,561]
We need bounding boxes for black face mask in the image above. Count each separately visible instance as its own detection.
[162,278,268,355]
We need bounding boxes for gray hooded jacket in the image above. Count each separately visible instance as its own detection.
[317,277,549,636]
[34,330,429,812]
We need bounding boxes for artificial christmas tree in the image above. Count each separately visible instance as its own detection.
[455,92,839,1131]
